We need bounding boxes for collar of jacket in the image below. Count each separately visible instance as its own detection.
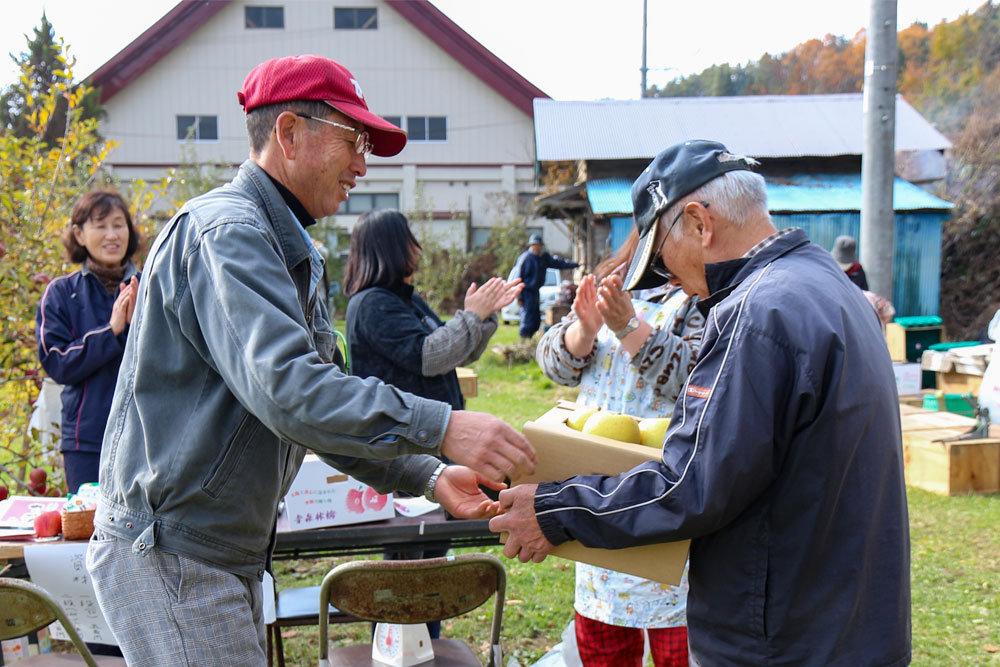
[260,169,316,229]
[697,228,811,317]
[233,160,314,273]
[79,258,140,282]
[384,281,415,301]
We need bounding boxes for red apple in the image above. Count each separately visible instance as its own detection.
[345,488,365,514]
[30,468,47,484]
[0,244,6,259]
[0,485,8,501]
[31,273,51,286]
[28,482,47,496]
[34,510,62,538]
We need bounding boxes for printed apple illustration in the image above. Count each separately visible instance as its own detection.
[345,488,365,513]
[363,486,388,511]
[34,510,62,538]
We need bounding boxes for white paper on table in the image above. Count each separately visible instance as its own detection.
[23,542,116,645]
[392,496,440,517]
[262,571,276,624]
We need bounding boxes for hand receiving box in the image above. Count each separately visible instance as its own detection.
[510,401,690,585]
[277,454,394,532]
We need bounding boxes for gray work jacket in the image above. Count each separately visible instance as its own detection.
[96,160,448,579]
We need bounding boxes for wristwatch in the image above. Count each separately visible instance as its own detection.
[423,462,448,503]
[615,316,641,340]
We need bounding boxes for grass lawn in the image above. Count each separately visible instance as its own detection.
[272,321,1000,666]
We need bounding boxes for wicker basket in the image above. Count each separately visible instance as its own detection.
[60,507,95,540]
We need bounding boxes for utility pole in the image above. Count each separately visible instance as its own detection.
[860,0,897,300]
[640,0,648,98]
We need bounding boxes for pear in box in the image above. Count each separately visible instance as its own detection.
[582,411,641,444]
[638,417,671,448]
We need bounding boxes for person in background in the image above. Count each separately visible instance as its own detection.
[491,140,910,666]
[344,208,522,638]
[537,228,701,667]
[517,233,578,339]
[832,234,869,289]
[35,189,140,494]
[86,55,535,665]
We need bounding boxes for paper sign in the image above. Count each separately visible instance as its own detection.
[0,496,66,529]
[23,542,116,645]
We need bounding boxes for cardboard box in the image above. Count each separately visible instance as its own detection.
[277,455,394,532]
[902,427,1000,495]
[511,401,689,585]
[456,367,477,398]
[892,362,922,396]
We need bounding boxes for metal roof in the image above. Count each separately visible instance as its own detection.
[583,173,952,216]
[534,94,951,162]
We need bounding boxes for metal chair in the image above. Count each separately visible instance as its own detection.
[318,553,506,667]
[266,584,363,667]
[0,577,125,666]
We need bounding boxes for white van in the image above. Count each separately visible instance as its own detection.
[500,266,563,325]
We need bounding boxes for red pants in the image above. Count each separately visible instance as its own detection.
[575,612,689,667]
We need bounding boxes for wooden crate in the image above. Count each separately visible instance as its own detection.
[900,410,977,433]
[935,371,983,396]
[902,427,1000,495]
[885,323,942,362]
[456,367,477,398]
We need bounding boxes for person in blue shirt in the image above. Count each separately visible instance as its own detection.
[517,234,578,339]
[35,189,140,494]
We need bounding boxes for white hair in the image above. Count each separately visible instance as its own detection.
[664,170,770,238]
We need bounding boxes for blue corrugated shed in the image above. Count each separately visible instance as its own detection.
[766,174,952,212]
[582,175,950,317]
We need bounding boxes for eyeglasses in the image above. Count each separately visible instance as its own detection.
[295,113,373,159]
[649,201,709,281]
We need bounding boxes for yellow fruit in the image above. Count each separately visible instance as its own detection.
[637,417,671,448]
[566,406,600,431]
[582,411,641,444]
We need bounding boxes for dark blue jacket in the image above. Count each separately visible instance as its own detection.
[517,250,577,291]
[535,229,910,666]
[346,285,465,410]
[35,262,140,454]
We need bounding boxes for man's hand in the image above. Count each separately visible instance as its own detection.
[433,466,505,519]
[489,483,554,563]
[441,411,536,483]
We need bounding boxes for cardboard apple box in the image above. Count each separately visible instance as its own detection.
[509,400,690,585]
[277,454,394,532]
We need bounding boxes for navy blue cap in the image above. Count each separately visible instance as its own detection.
[624,140,759,291]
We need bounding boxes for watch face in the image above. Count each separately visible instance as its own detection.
[374,623,401,659]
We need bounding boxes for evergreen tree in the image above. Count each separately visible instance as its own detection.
[0,12,102,144]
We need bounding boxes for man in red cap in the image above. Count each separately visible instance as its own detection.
[87,55,536,665]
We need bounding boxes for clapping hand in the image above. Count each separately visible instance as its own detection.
[464,276,523,320]
[595,273,635,334]
[109,275,139,335]
[572,274,604,338]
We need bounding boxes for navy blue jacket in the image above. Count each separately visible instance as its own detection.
[35,262,140,454]
[535,229,910,666]
[517,250,577,291]
[346,285,464,410]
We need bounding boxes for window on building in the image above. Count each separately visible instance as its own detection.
[176,115,218,141]
[470,228,493,251]
[406,116,447,141]
[341,192,399,215]
[245,6,284,28]
[383,116,402,129]
[334,7,377,29]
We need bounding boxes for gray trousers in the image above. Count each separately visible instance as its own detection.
[86,529,266,666]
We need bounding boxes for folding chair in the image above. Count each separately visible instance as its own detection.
[265,584,363,667]
[318,553,506,667]
[0,577,125,666]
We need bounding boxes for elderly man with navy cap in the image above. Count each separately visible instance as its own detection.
[491,140,910,665]
[87,55,536,665]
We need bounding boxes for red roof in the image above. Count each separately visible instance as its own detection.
[88,0,549,115]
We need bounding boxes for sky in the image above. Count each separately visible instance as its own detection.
[0,0,988,101]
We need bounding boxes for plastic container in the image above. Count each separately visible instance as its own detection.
[922,393,976,418]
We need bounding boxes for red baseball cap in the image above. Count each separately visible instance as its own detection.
[238,55,407,157]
